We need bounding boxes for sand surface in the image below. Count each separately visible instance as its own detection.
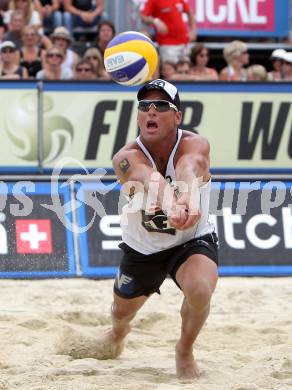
[0,277,292,390]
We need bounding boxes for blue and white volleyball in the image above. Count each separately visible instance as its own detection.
[104,31,158,86]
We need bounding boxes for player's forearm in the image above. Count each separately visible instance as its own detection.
[127,169,176,210]
[175,161,203,218]
[119,166,176,213]
[176,155,208,187]
[113,152,178,212]
[144,172,177,213]
[176,166,201,210]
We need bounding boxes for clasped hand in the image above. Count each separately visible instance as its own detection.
[167,193,200,230]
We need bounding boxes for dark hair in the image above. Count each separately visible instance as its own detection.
[161,60,176,68]
[176,58,191,67]
[96,20,116,39]
[190,44,208,66]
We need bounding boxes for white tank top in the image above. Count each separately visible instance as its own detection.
[120,129,215,254]
[227,65,247,81]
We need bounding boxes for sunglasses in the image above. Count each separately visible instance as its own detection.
[47,52,63,58]
[138,100,178,112]
[77,67,92,72]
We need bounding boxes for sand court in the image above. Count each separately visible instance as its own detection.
[0,277,292,389]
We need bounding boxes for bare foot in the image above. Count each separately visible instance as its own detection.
[95,324,131,359]
[94,329,127,360]
[56,325,130,360]
[103,323,131,345]
[175,343,200,380]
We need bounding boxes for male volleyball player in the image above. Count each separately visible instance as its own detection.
[102,79,218,380]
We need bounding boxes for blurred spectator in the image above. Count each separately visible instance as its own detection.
[0,0,9,12]
[63,0,104,36]
[3,10,25,49]
[247,64,268,81]
[94,20,115,56]
[0,0,10,31]
[282,51,292,80]
[73,58,96,79]
[165,58,193,81]
[36,45,72,79]
[140,0,196,63]
[0,40,28,78]
[160,60,176,80]
[19,25,44,77]
[189,44,218,80]
[176,58,191,76]
[4,0,42,33]
[220,40,249,81]
[0,14,6,42]
[50,26,79,72]
[83,46,109,79]
[268,49,286,81]
[34,0,62,34]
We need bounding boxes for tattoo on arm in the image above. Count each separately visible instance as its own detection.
[119,158,131,173]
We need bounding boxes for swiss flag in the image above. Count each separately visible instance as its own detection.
[16,219,53,254]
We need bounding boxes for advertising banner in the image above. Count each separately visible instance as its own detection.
[210,181,292,275]
[0,181,76,277]
[188,0,289,37]
[0,82,38,172]
[42,83,292,173]
[1,82,292,173]
[76,180,292,277]
[77,181,122,277]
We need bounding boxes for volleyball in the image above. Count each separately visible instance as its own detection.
[104,31,158,86]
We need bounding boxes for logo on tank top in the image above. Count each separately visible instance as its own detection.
[140,176,180,235]
[141,209,176,235]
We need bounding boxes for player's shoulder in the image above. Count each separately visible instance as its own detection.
[180,130,210,150]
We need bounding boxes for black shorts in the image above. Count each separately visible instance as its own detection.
[114,232,218,299]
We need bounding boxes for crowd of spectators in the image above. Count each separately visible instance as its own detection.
[0,0,292,81]
[0,0,110,79]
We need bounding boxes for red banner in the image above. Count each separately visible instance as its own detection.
[190,0,275,31]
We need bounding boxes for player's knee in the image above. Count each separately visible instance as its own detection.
[183,279,213,311]
[111,302,136,321]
